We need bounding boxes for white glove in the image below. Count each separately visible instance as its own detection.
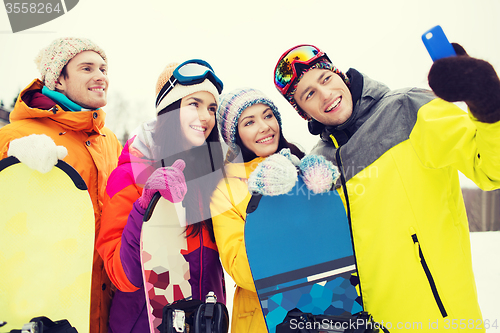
[248,149,298,196]
[299,155,339,194]
[7,134,68,173]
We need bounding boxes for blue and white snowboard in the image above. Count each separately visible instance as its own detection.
[245,177,363,333]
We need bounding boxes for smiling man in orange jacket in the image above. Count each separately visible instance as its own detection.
[0,37,122,333]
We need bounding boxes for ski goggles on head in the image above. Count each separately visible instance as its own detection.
[274,44,330,96]
[156,59,224,108]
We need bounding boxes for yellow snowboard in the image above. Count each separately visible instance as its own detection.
[0,156,94,332]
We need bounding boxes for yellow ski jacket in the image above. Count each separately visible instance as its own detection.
[210,157,268,333]
[311,70,500,331]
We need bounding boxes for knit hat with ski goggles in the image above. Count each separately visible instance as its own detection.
[274,44,349,120]
[217,88,282,157]
[34,37,108,91]
[155,59,223,114]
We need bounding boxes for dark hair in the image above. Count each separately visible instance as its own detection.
[152,99,223,242]
[60,64,69,80]
[235,123,305,163]
[54,65,70,93]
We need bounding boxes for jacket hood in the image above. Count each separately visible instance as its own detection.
[119,118,161,186]
[128,118,156,160]
[10,79,107,134]
[113,136,155,192]
[319,69,391,145]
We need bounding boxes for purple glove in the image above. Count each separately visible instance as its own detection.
[137,159,187,209]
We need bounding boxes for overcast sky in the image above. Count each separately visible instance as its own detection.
[1,0,499,188]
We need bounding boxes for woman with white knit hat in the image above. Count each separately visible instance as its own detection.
[97,60,226,332]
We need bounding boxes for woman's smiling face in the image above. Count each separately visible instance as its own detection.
[237,103,280,157]
[179,91,217,148]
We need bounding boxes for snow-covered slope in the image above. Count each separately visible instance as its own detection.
[471,231,500,331]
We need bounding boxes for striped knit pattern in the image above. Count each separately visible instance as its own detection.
[248,152,298,196]
[299,154,340,194]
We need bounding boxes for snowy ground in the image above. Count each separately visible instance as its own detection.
[223,231,500,331]
[470,231,500,331]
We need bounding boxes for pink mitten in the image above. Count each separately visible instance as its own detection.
[138,159,187,208]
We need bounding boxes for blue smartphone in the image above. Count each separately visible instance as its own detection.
[422,25,457,61]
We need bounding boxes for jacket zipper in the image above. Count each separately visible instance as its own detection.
[411,233,448,318]
[334,144,364,308]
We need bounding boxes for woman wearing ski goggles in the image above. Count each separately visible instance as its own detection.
[98,58,226,333]
[156,59,223,109]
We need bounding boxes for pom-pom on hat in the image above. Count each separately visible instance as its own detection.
[34,37,107,90]
[155,62,220,114]
[217,88,282,157]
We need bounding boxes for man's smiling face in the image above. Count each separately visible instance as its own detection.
[294,68,353,126]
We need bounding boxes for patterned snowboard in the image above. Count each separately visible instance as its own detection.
[0,156,94,332]
[245,177,363,333]
[140,192,191,333]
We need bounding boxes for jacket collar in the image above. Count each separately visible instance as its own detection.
[320,69,391,146]
[10,79,106,134]
[223,156,266,181]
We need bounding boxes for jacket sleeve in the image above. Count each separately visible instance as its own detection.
[410,98,500,191]
[97,169,143,292]
[210,179,256,292]
[0,129,16,159]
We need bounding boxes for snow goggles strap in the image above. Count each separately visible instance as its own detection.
[155,59,223,108]
[274,44,327,96]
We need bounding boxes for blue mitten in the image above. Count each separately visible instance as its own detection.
[299,155,339,194]
[248,149,298,196]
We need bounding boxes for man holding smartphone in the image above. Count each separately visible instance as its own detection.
[272,43,500,330]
